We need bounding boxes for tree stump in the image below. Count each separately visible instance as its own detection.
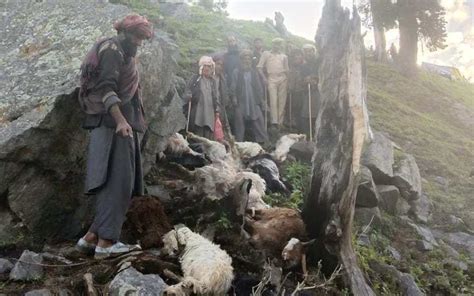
[302,1,375,295]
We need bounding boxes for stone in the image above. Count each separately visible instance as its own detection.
[387,246,401,261]
[443,258,468,271]
[356,166,380,208]
[108,267,168,296]
[0,210,24,249]
[357,233,371,246]
[0,258,14,274]
[377,185,400,215]
[160,1,191,20]
[57,289,73,296]
[434,176,449,191]
[24,289,52,296]
[392,152,422,201]
[9,250,43,281]
[0,1,184,243]
[408,193,432,224]
[407,222,438,249]
[289,141,315,163]
[416,240,434,251]
[354,207,382,227]
[432,230,474,260]
[361,131,394,183]
[396,198,411,216]
[369,261,424,296]
[146,185,172,203]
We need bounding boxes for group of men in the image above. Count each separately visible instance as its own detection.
[185,35,320,146]
[75,14,320,259]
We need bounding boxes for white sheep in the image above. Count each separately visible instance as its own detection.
[271,134,306,162]
[233,171,269,214]
[162,226,234,296]
[235,141,265,159]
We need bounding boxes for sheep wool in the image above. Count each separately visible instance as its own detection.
[271,134,306,162]
[163,227,234,296]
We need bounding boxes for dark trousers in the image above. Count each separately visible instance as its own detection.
[87,127,142,241]
[233,108,269,143]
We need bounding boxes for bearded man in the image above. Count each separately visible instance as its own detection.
[76,14,152,259]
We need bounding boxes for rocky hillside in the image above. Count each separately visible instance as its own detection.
[0,1,472,295]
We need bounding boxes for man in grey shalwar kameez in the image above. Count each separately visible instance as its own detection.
[76,15,152,259]
[230,50,269,144]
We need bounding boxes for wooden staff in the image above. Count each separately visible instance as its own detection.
[308,83,313,142]
[289,91,292,131]
[264,86,268,131]
[185,100,192,138]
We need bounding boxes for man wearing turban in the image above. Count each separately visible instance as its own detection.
[76,14,153,259]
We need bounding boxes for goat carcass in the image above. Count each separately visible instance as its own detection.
[244,208,307,258]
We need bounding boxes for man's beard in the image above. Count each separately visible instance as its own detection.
[121,37,138,57]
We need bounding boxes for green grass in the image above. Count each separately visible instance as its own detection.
[366,60,474,225]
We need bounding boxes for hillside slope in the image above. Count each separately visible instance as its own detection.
[366,61,474,226]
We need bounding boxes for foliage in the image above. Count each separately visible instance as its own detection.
[358,0,397,30]
[215,211,232,231]
[263,161,311,209]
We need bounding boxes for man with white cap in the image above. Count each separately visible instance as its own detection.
[257,38,289,132]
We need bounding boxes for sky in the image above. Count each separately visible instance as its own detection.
[226,0,474,79]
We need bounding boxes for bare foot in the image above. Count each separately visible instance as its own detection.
[83,232,98,244]
[97,238,114,248]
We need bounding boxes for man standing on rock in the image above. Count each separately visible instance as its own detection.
[257,38,289,133]
[76,14,153,259]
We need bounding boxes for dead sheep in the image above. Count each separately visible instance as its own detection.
[235,141,265,159]
[232,171,269,215]
[244,208,307,258]
[162,226,234,296]
[271,134,306,162]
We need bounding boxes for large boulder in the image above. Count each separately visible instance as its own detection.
[109,267,168,295]
[392,152,422,201]
[377,185,400,215]
[432,230,474,260]
[361,131,394,183]
[369,261,424,296]
[0,1,185,242]
[408,193,432,224]
[356,166,380,208]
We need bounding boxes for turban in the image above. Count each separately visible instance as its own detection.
[302,44,316,51]
[198,56,215,75]
[114,14,153,39]
[272,38,284,44]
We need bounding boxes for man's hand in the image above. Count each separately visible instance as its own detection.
[116,121,133,137]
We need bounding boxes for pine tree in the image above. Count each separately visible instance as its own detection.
[396,0,447,76]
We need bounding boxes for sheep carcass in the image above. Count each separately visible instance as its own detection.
[271,134,306,163]
[246,154,290,195]
[164,133,209,169]
[235,141,265,159]
[245,208,307,257]
[232,171,269,216]
[186,132,229,163]
[162,226,234,296]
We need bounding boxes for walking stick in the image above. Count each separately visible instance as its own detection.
[289,91,292,131]
[264,86,268,131]
[308,83,313,142]
[185,100,192,139]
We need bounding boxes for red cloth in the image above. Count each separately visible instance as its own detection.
[114,14,153,39]
[214,116,224,141]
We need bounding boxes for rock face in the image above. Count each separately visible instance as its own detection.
[356,166,379,208]
[369,261,424,296]
[409,193,432,224]
[377,185,400,215]
[433,230,474,260]
[109,267,168,295]
[0,258,14,274]
[392,152,422,201]
[24,289,52,296]
[362,131,394,183]
[9,250,43,281]
[0,1,184,242]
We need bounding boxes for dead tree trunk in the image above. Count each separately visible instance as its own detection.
[302,1,374,295]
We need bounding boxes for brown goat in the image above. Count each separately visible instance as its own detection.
[244,207,307,258]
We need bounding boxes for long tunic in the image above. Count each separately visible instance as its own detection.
[194,77,215,131]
